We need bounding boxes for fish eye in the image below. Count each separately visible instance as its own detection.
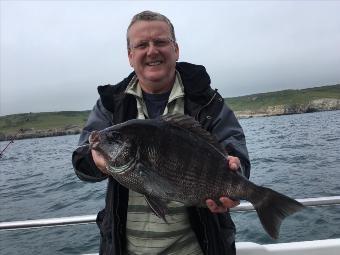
[106,131,122,143]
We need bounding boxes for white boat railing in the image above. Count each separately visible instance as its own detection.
[0,196,339,231]
[229,195,340,212]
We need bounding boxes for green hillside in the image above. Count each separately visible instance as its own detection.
[0,111,90,137]
[0,84,339,140]
[224,84,340,111]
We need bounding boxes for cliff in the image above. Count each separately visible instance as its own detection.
[225,84,340,118]
[234,98,340,118]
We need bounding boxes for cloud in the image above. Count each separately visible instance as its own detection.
[1,1,340,115]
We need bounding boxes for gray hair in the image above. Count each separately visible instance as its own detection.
[126,10,176,50]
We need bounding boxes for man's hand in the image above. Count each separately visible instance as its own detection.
[91,149,109,175]
[89,131,109,175]
[206,155,241,213]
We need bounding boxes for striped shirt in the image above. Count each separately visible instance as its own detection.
[124,72,203,255]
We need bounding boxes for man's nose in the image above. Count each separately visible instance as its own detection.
[146,42,159,55]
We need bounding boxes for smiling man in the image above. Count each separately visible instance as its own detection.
[72,11,250,255]
[127,20,179,94]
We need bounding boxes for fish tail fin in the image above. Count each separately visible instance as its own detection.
[251,186,304,239]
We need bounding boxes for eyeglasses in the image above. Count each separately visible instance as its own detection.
[129,38,175,51]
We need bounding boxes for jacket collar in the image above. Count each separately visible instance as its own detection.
[97,62,213,117]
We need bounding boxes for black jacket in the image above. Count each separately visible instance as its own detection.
[72,62,250,255]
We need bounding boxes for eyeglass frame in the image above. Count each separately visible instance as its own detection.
[128,37,176,51]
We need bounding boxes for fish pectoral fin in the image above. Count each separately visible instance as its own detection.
[144,195,169,223]
[137,163,177,198]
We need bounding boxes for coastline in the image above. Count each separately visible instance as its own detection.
[1,84,339,142]
[1,108,339,142]
[0,128,82,142]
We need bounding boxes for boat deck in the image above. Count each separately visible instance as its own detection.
[237,239,340,255]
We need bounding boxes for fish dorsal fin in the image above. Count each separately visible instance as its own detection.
[161,114,226,156]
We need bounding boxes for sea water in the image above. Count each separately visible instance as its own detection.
[0,111,339,254]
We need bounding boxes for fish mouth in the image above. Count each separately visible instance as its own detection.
[89,131,102,152]
[89,131,112,163]
[88,130,136,174]
[89,131,100,145]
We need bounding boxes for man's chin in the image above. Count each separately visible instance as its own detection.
[143,71,167,83]
[144,65,164,73]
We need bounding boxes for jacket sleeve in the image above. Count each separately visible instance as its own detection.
[211,104,251,179]
[72,99,113,182]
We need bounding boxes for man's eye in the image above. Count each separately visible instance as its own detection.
[154,40,168,47]
[135,42,148,49]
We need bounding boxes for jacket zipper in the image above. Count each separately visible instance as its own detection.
[197,208,209,254]
[195,89,218,121]
[195,90,220,255]
[115,184,122,255]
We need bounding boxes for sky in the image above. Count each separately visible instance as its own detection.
[1,1,340,116]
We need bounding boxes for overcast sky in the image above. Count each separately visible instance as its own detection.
[1,1,340,116]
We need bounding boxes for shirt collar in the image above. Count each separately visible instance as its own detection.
[125,71,185,101]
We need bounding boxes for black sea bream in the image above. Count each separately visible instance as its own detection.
[89,114,304,239]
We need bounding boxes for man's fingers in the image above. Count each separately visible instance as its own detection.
[220,197,240,208]
[91,149,108,174]
[206,198,240,213]
[227,156,241,171]
[230,163,238,170]
[206,199,225,213]
[206,199,216,210]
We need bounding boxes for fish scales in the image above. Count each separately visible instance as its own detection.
[102,117,249,202]
[138,123,229,204]
[90,114,304,239]
[109,118,234,203]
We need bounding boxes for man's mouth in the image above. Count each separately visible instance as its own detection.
[146,61,162,66]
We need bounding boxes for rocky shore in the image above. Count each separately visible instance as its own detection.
[234,98,340,118]
[0,126,82,142]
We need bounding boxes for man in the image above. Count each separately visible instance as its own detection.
[72,10,250,255]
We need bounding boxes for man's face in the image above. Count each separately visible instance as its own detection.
[127,20,179,93]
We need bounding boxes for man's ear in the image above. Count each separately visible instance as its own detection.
[128,50,133,67]
[174,42,179,61]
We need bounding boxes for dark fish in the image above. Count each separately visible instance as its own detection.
[89,114,304,239]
